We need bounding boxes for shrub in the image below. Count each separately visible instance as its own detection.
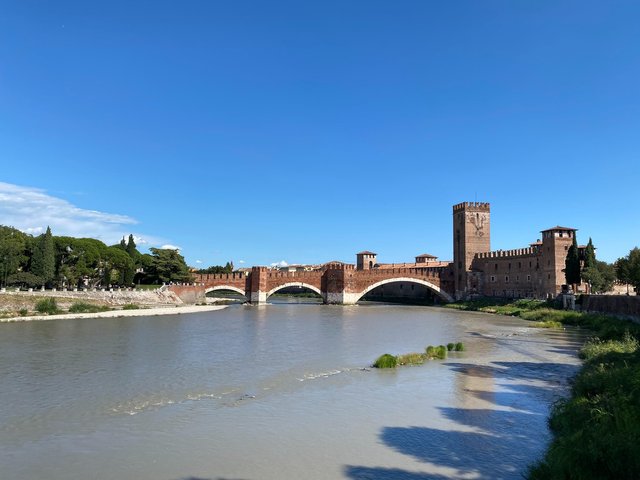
[18,308,28,316]
[68,302,111,313]
[122,303,140,310]
[397,352,426,366]
[425,345,447,359]
[35,298,59,315]
[454,342,465,351]
[447,343,455,351]
[373,354,398,369]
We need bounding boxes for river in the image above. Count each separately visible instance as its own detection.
[0,301,583,479]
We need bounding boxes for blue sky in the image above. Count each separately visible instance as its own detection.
[1,1,638,266]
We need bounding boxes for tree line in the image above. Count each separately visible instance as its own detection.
[565,236,640,294]
[0,225,192,288]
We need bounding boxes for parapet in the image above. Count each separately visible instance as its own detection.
[474,247,537,260]
[452,202,490,212]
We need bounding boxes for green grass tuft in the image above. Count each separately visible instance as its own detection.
[35,298,59,315]
[397,352,426,366]
[68,302,111,313]
[122,303,140,310]
[372,353,398,369]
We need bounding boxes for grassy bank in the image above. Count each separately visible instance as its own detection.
[446,299,640,478]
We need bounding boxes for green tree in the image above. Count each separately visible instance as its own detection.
[7,272,44,288]
[147,248,192,284]
[583,237,596,270]
[30,226,55,287]
[125,234,138,260]
[582,260,616,294]
[565,234,581,286]
[616,248,640,294]
[0,225,30,286]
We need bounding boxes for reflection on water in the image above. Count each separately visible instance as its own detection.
[0,304,583,480]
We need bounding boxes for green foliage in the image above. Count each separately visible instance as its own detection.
[0,225,30,285]
[146,248,192,284]
[532,320,563,328]
[68,302,111,313]
[582,260,616,293]
[30,226,55,286]
[18,308,28,316]
[565,234,581,286]
[6,272,44,288]
[197,262,234,274]
[528,331,640,479]
[583,237,596,270]
[454,342,465,351]
[122,303,140,310]
[616,247,640,294]
[425,345,447,359]
[397,352,426,365]
[35,297,59,314]
[447,343,455,351]
[372,353,398,368]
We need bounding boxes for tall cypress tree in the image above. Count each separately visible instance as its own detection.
[583,238,596,269]
[31,226,55,286]
[565,234,581,286]
[126,234,137,259]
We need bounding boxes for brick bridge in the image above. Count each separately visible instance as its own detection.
[169,263,454,305]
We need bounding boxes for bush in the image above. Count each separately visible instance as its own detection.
[397,352,426,366]
[18,308,28,316]
[69,302,111,313]
[447,343,455,351]
[425,345,447,359]
[454,342,465,351]
[122,303,140,310]
[35,298,59,315]
[373,354,398,369]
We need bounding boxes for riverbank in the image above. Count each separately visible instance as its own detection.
[0,304,227,323]
[446,299,640,478]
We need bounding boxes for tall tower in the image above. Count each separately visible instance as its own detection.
[356,251,377,270]
[453,202,491,299]
[540,226,576,298]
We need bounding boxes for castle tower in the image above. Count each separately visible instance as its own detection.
[540,226,576,298]
[356,251,377,270]
[453,202,491,299]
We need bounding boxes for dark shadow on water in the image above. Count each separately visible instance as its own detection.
[344,466,449,479]
[345,361,578,480]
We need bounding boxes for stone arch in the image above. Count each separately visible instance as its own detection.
[205,285,247,298]
[266,282,323,299]
[354,277,454,303]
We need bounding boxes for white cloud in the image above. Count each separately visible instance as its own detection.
[195,260,203,264]
[0,182,169,248]
[160,244,181,251]
[238,260,245,264]
[270,260,289,268]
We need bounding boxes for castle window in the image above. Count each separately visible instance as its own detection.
[527,275,531,282]
[565,246,568,251]
[548,274,551,280]
[495,263,498,270]
[516,275,519,282]
[529,261,532,268]
[505,276,509,283]
[490,275,496,283]
[508,263,511,270]
[518,262,521,269]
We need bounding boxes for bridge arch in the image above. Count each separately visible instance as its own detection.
[354,277,454,304]
[266,282,323,299]
[205,285,247,298]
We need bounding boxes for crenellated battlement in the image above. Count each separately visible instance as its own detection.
[475,247,538,260]
[453,201,490,212]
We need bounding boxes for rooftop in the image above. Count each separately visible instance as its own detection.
[357,251,377,256]
[540,226,577,232]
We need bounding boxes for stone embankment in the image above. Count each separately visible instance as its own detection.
[0,288,183,315]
